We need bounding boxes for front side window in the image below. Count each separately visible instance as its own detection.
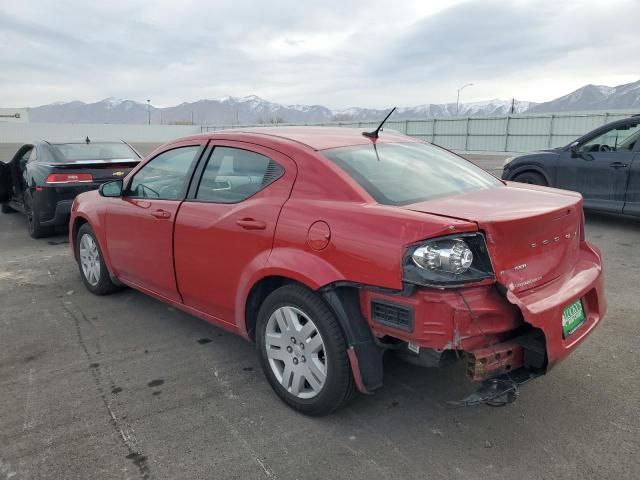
[195,147,283,203]
[128,146,199,200]
[579,122,640,152]
[322,142,502,206]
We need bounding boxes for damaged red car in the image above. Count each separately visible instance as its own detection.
[69,126,606,415]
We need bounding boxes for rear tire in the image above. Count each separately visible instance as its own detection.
[1,202,16,214]
[256,284,356,416]
[24,193,53,238]
[76,223,120,295]
[513,171,547,186]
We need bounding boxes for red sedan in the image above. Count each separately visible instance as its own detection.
[69,127,606,415]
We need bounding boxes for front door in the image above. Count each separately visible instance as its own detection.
[104,142,204,301]
[173,142,296,325]
[555,121,640,212]
[623,149,640,217]
[0,161,11,203]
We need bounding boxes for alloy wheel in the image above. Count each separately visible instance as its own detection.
[79,233,101,287]
[264,306,327,399]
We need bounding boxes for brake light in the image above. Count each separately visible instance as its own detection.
[46,173,93,184]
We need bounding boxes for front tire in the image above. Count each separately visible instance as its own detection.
[76,223,120,295]
[513,171,547,186]
[256,284,356,416]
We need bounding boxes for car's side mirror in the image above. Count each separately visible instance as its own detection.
[99,179,123,197]
[569,141,580,157]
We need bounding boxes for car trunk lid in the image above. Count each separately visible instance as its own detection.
[402,184,584,293]
[45,159,139,183]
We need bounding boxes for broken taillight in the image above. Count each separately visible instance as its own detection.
[46,173,93,184]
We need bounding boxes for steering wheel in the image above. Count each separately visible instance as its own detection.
[598,144,611,152]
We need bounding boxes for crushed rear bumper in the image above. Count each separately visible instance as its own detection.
[361,240,606,381]
[505,240,606,369]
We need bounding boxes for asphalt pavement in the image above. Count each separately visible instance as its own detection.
[1,174,639,479]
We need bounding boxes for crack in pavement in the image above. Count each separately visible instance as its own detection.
[62,301,151,480]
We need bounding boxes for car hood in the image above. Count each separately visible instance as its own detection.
[402,184,584,293]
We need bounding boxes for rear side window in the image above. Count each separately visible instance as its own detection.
[195,147,283,203]
[50,143,138,162]
[128,146,200,200]
[322,142,501,205]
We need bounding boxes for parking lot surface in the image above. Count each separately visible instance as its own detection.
[1,192,639,479]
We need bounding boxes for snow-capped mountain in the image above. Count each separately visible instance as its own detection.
[527,80,640,113]
[26,95,333,125]
[335,99,532,121]
[26,96,532,124]
[27,98,152,124]
[24,80,640,125]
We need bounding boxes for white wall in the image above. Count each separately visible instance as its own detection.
[0,108,28,123]
[1,109,638,155]
[0,123,199,143]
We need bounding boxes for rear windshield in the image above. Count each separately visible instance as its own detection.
[322,142,502,205]
[50,143,138,162]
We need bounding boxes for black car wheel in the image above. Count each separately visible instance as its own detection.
[24,193,53,238]
[513,171,547,186]
[75,223,121,295]
[256,284,356,416]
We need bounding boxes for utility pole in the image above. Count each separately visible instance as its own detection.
[146,99,151,125]
[456,83,473,116]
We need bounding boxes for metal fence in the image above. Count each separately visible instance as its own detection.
[0,110,637,157]
[201,109,639,153]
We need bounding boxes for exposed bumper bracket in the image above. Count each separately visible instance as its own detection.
[448,369,542,407]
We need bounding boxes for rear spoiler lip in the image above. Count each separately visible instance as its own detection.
[43,158,140,166]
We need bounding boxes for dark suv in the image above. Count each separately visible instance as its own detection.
[502,115,640,217]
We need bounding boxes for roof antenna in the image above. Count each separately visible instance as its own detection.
[362,107,396,139]
[85,136,90,144]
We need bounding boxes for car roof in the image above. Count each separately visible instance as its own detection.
[196,126,420,151]
[38,139,128,145]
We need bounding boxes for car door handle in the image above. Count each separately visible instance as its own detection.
[609,162,628,169]
[150,209,171,219]
[236,218,266,230]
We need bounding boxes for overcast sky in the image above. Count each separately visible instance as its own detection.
[1,0,639,109]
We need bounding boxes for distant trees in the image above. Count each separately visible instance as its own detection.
[331,113,356,122]
[256,116,286,124]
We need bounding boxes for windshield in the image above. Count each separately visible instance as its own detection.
[322,142,502,205]
[50,143,138,162]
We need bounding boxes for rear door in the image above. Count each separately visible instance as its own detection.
[104,141,205,301]
[555,121,639,212]
[173,141,296,325]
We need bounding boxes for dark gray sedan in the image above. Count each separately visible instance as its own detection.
[502,115,640,217]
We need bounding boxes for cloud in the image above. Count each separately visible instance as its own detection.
[0,0,638,108]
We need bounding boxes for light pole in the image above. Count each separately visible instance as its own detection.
[456,83,473,116]
[146,99,151,125]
